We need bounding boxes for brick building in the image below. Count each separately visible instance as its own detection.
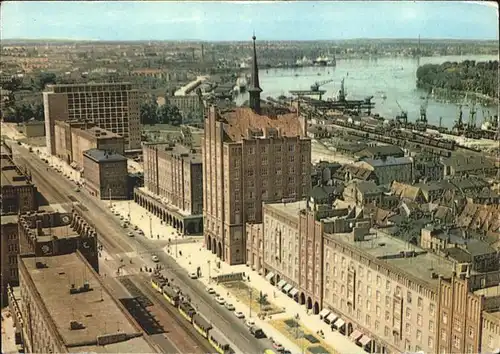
[83,149,128,200]
[44,82,140,154]
[54,120,124,167]
[203,35,311,265]
[1,152,37,214]
[135,142,203,235]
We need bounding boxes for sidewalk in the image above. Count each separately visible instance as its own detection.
[1,309,19,354]
[169,242,365,354]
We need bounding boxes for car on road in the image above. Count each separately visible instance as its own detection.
[245,319,256,328]
[121,223,128,228]
[133,225,139,230]
[206,287,216,295]
[224,303,235,311]
[250,326,266,339]
[215,296,225,305]
[127,231,134,237]
[234,311,245,319]
[74,188,80,192]
[119,216,124,220]
[151,255,159,262]
[138,229,144,235]
[283,350,291,354]
[114,212,120,216]
[189,272,198,279]
[272,341,284,352]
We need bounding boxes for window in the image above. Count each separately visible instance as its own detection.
[430,303,436,316]
[365,314,371,326]
[376,291,381,302]
[366,300,371,311]
[417,297,423,310]
[428,337,434,349]
[429,321,435,332]
[384,326,390,337]
[468,326,474,338]
[406,308,412,320]
[367,285,372,297]
[453,335,460,349]
[467,344,473,354]
[406,323,411,334]
[453,318,462,332]
[407,291,412,304]
[376,275,381,286]
[441,330,447,341]
[442,312,448,324]
[376,306,381,317]
[386,280,391,292]
[385,311,390,321]
[416,330,422,343]
[417,314,422,326]
[367,271,372,282]
[288,145,295,152]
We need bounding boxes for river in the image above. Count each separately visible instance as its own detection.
[235,55,498,128]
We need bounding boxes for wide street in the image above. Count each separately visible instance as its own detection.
[9,141,276,354]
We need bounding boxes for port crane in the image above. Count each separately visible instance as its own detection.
[310,79,334,92]
[417,91,430,125]
[395,100,408,124]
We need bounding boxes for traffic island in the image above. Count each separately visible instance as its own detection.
[269,318,338,354]
[221,280,284,316]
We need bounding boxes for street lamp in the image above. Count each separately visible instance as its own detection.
[175,232,178,258]
[108,187,112,208]
[128,201,131,219]
[249,287,252,318]
[207,260,211,283]
[149,214,153,239]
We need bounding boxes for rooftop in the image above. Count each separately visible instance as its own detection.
[1,155,29,186]
[219,107,304,142]
[153,143,202,164]
[21,253,153,353]
[360,156,413,169]
[83,149,127,163]
[265,200,308,221]
[326,231,456,288]
[79,126,122,140]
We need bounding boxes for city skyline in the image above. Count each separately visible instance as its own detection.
[1,1,499,41]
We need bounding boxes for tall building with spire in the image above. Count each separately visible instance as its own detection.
[202,35,312,265]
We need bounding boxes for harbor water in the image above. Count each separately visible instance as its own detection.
[235,55,498,128]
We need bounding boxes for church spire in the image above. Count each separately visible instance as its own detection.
[248,33,262,113]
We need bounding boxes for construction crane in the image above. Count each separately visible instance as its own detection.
[310,79,334,92]
[395,100,408,124]
[418,91,431,125]
[467,100,477,131]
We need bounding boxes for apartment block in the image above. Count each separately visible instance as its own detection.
[54,120,124,167]
[83,149,129,200]
[10,252,157,354]
[1,152,37,214]
[1,214,19,306]
[44,82,140,153]
[135,142,203,235]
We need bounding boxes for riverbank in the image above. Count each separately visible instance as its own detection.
[430,87,499,106]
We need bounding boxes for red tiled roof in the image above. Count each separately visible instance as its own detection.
[220,107,303,142]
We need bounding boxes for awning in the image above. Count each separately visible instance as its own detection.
[359,335,372,346]
[350,330,363,341]
[283,284,293,293]
[319,309,331,318]
[265,272,275,281]
[277,280,287,289]
[289,288,299,297]
[333,318,345,328]
[326,312,338,323]
[70,162,77,168]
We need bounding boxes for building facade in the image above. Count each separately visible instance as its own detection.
[44,82,140,154]
[1,154,37,214]
[54,120,124,167]
[12,252,157,354]
[203,36,311,265]
[1,214,19,306]
[83,149,129,200]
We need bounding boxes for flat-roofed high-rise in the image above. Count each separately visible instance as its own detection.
[44,83,140,153]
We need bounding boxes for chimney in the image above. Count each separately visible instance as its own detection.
[36,219,43,236]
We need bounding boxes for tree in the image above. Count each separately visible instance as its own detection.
[140,97,158,125]
[157,103,183,126]
[32,103,44,121]
[36,72,57,90]
[3,77,23,92]
[257,291,268,311]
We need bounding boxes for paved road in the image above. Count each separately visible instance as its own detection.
[12,143,274,354]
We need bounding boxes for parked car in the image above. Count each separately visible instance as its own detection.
[151,255,159,262]
[245,319,256,328]
[224,303,235,311]
[189,272,198,279]
[206,287,216,295]
[272,341,284,352]
[134,225,139,230]
[127,231,134,237]
[215,296,225,305]
[234,311,245,319]
[250,326,265,338]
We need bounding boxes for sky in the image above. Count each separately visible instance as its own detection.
[1,1,498,41]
